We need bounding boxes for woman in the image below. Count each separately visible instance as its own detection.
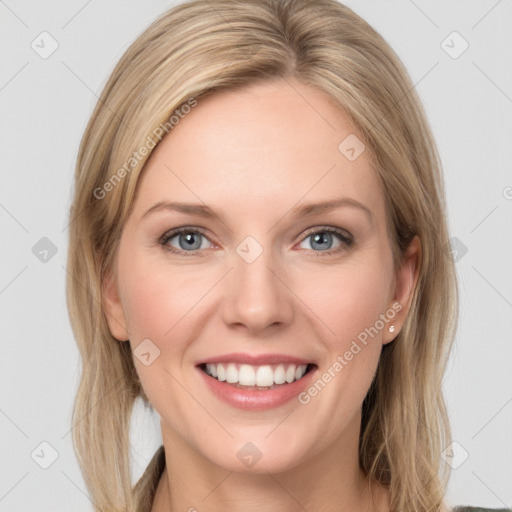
[65,1,508,511]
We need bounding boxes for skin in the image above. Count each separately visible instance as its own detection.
[103,78,421,512]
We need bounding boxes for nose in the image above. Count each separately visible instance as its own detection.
[220,241,294,334]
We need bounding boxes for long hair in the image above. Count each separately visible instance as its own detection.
[65,1,459,510]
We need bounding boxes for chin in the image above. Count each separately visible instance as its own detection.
[199,436,310,475]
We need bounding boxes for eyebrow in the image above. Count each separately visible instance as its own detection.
[141,197,374,225]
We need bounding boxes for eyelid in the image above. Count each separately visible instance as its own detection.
[295,226,354,255]
[158,226,216,255]
[159,225,354,256]
[300,225,353,243]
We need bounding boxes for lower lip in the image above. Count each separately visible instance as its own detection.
[196,365,317,411]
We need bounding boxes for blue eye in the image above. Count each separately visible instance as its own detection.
[160,228,213,254]
[299,228,353,254]
[159,226,354,256]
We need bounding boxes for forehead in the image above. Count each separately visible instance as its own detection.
[132,79,386,226]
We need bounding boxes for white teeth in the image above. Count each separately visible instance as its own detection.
[226,364,238,383]
[274,364,286,385]
[239,364,256,386]
[217,364,226,381]
[206,363,217,378]
[203,362,309,386]
[256,366,274,387]
[285,365,296,383]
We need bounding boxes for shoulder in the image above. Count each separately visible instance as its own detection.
[451,507,512,512]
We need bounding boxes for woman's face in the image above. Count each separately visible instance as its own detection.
[103,78,419,473]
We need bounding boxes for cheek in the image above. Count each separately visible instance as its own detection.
[119,250,222,372]
[121,260,199,343]
[118,255,207,406]
[297,259,391,346]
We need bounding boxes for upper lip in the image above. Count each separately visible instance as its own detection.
[196,352,315,366]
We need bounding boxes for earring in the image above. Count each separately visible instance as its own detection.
[388,325,395,333]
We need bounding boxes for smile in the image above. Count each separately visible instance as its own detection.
[196,355,318,410]
[199,362,315,389]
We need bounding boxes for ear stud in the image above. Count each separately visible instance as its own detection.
[388,325,395,333]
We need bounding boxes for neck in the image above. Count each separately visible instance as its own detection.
[151,414,389,512]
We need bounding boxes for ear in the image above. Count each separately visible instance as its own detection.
[101,268,130,342]
[383,235,421,344]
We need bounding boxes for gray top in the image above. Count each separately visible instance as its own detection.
[453,509,512,512]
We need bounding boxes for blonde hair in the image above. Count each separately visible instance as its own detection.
[65,0,459,510]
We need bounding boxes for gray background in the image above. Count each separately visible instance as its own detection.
[1,0,511,510]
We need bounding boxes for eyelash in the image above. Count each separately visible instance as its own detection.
[158,226,354,257]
